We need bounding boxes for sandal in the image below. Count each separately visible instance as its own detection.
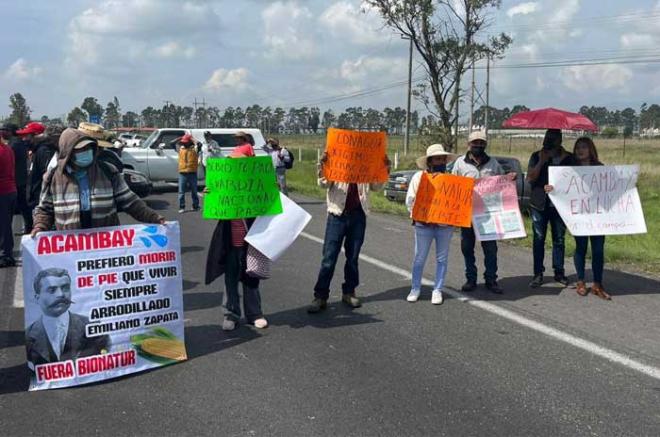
[591,283,611,301]
[575,281,588,296]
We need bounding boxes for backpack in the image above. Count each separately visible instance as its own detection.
[284,148,294,169]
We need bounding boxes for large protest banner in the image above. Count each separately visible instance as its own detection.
[21,223,187,391]
[548,165,647,236]
[412,173,475,227]
[323,128,388,184]
[472,175,526,241]
[203,156,283,220]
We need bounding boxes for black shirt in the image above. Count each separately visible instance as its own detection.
[527,148,577,211]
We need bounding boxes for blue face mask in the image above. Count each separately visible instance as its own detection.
[73,149,94,168]
[431,164,446,173]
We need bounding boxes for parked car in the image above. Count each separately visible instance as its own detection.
[123,168,152,198]
[120,128,268,184]
[384,156,531,212]
[118,133,146,147]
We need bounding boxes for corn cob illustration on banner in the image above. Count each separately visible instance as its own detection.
[21,222,188,391]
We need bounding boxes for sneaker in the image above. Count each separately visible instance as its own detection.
[0,257,16,268]
[406,289,421,302]
[431,290,444,305]
[178,208,185,213]
[461,280,477,292]
[485,280,503,294]
[253,318,268,329]
[529,275,543,288]
[307,298,327,313]
[554,274,570,286]
[222,318,237,331]
[341,293,362,308]
[193,206,200,211]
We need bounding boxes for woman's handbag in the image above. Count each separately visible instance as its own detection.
[245,244,271,279]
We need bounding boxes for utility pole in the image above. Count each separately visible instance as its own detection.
[485,54,490,139]
[402,35,413,156]
[469,59,475,133]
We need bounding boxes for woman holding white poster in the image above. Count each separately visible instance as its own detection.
[405,144,458,305]
[545,137,610,300]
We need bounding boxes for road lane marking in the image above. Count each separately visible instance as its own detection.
[12,266,24,308]
[300,231,660,381]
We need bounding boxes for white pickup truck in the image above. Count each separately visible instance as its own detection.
[120,128,268,184]
[118,133,146,147]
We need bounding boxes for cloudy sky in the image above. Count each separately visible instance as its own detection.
[2,0,659,120]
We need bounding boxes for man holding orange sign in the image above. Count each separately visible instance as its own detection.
[308,129,390,313]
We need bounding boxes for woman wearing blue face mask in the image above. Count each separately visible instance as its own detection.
[32,127,164,234]
[405,144,458,305]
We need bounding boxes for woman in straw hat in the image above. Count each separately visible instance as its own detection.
[405,144,458,305]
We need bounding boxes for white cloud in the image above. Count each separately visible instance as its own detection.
[319,1,383,46]
[339,56,406,83]
[4,58,42,81]
[204,68,249,92]
[262,1,315,60]
[561,64,633,92]
[621,33,655,50]
[155,42,196,59]
[506,2,538,18]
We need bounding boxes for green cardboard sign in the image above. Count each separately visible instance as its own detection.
[202,156,283,220]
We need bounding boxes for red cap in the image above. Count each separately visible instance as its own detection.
[179,133,194,144]
[230,144,255,158]
[16,122,45,136]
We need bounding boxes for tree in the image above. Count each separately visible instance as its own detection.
[321,110,336,130]
[309,107,321,133]
[8,93,32,126]
[367,0,511,151]
[81,97,104,122]
[104,97,121,129]
[67,107,87,127]
[122,111,139,128]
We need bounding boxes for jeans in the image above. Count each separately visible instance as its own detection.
[531,207,566,276]
[314,209,366,299]
[574,236,605,283]
[276,169,288,195]
[178,173,199,210]
[0,193,16,258]
[411,224,453,291]
[461,226,498,282]
[224,246,263,323]
[16,185,32,233]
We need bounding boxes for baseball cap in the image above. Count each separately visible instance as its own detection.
[16,122,45,136]
[467,130,487,143]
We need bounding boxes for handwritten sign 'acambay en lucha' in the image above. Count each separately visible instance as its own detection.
[21,223,187,391]
[203,156,283,220]
[323,128,388,184]
[412,172,475,227]
[548,165,647,236]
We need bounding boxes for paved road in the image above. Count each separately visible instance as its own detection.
[1,191,659,436]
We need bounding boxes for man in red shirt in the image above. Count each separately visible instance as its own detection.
[0,125,18,267]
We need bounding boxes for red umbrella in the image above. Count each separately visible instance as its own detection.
[502,107,598,132]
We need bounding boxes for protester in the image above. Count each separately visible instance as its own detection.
[14,122,45,233]
[32,128,164,234]
[266,137,292,194]
[405,144,457,304]
[205,144,268,331]
[451,131,516,294]
[545,137,610,300]
[0,125,17,267]
[526,129,576,288]
[176,133,200,213]
[307,151,390,313]
[27,128,61,214]
[202,131,223,167]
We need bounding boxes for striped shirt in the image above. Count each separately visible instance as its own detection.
[230,220,247,247]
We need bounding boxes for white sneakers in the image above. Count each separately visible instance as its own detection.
[406,289,421,302]
[406,289,444,304]
[431,290,444,305]
[253,318,269,329]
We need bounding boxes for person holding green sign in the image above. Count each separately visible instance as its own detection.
[205,142,270,331]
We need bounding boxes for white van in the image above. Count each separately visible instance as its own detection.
[121,128,268,184]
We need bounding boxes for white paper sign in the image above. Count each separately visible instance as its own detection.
[21,222,187,391]
[245,193,312,261]
[548,165,647,236]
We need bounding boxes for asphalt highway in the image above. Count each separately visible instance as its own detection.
[1,191,659,436]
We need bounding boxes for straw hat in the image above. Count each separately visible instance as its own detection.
[416,144,457,169]
[77,122,113,148]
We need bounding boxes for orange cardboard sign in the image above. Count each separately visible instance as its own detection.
[322,128,388,184]
[412,172,475,227]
